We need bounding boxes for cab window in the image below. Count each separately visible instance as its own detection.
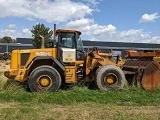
[60,33,76,48]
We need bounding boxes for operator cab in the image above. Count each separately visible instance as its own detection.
[56,29,85,62]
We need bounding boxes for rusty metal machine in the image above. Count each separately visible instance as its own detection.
[4,25,125,92]
[123,50,160,90]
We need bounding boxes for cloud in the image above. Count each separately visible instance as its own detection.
[82,28,157,43]
[0,24,16,38]
[0,0,93,23]
[1,0,159,44]
[21,28,32,38]
[66,18,160,43]
[7,24,17,30]
[114,29,151,43]
[0,24,32,39]
[118,29,150,39]
[66,18,116,36]
[83,0,100,5]
[0,29,16,38]
[1,23,159,44]
[139,13,160,23]
[89,38,98,41]
[82,0,102,7]
[151,36,160,43]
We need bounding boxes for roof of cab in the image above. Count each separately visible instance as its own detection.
[56,29,81,35]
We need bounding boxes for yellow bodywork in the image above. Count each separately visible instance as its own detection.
[65,66,76,83]
[4,46,85,83]
[4,28,123,85]
[3,28,126,92]
[4,47,123,84]
[4,47,57,82]
[85,50,123,75]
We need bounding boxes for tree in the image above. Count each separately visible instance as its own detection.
[31,23,53,48]
[0,36,13,43]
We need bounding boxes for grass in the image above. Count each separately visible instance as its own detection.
[0,72,160,119]
[0,86,160,106]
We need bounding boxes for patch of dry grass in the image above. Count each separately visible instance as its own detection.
[0,102,160,120]
[0,72,8,90]
[0,60,10,72]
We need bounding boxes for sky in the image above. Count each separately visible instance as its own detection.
[0,0,160,43]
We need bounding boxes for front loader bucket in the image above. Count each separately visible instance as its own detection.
[141,61,160,90]
[123,60,160,90]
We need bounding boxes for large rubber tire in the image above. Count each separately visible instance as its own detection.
[95,65,125,91]
[28,65,61,92]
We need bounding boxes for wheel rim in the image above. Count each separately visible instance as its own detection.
[104,73,118,86]
[37,75,53,90]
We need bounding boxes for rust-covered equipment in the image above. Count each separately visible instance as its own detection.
[123,50,160,90]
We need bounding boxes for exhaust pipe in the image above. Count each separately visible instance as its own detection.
[39,24,56,48]
[53,24,56,40]
[39,35,45,48]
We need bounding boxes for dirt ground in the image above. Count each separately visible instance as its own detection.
[0,60,10,72]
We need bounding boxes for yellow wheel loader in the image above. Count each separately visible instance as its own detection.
[4,27,125,92]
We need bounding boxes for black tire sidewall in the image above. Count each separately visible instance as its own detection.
[28,66,61,92]
[96,65,125,91]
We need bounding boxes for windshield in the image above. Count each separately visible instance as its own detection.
[57,32,84,51]
[58,33,75,48]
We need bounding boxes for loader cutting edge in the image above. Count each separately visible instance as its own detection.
[122,60,160,90]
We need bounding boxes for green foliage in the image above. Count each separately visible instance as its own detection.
[0,84,160,106]
[0,82,160,119]
[31,23,53,48]
[0,36,14,43]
